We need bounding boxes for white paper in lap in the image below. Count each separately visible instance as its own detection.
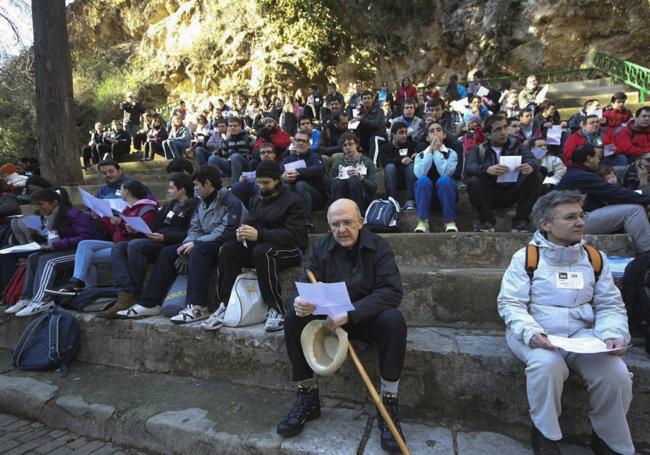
[295,281,355,318]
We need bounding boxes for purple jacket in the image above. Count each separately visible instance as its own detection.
[51,207,97,251]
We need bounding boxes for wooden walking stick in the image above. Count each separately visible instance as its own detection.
[306,270,411,455]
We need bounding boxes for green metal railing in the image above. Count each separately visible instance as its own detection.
[456,68,603,89]
[593,51,649,102]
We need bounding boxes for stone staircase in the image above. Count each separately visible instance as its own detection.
[1,79,649,454]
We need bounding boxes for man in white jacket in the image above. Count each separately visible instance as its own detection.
[497,190,634,455]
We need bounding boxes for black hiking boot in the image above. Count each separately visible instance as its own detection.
[276,385,321,437]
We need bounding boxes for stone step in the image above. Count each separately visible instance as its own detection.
[0,349,593,455]
[0,316,647,451]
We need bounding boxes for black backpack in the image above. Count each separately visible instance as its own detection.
[621,252,650,354]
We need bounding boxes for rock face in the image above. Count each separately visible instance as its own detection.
[66,0,650,100]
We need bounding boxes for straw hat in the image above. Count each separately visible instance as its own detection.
[300,320,348,376]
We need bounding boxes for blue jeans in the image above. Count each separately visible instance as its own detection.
[331,177,369,211]
[231,181,259,208]
[415,175,457,222]
[383,163,415,202]
[194,146,213,168]
[73,239,114,286]
[111,239,169,294]
[601,154,628,166]
[288,181,326,216]
[162,140,188,159]
[208,153,249,182]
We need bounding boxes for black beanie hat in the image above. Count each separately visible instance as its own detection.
[255,160,282,180]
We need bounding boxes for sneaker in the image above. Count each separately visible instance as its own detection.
[531,425,561,455]
[4,299,31,314]
[403,200,416,210]
[444,221,459,232]
[45,278,85,296]
[170,304,210,324]
[96,292,137,319]
[265,308,285,332]
[512,220,534,233]
[377,393,406,454]
[116,304,161,319]
[15,300,54,317]
[202,303,227,331]
[277,385,321,437]
[414,220,429,233]
[474,222,495,232]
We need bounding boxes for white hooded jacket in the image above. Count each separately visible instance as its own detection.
[497,231,630,346]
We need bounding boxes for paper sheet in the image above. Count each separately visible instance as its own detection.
[546,125,562,145]
[534,85,549,104]
[348,119,360,130]
[593,109,603,119]
[108,199,129,212]
[604,144,616,157]
[337,166,354,180]
[119,215,152,234]
[496,156,522,183]
[284,160,306,171]
[0,242,42,254]
[242,171,256,181]
[295,281,355,318]
[607,256,634,278]
[476,86,490,97]
[79,188,113,218]
[546,335,628,354]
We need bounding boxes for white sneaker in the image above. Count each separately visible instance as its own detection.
[170,304,210,324]
[4,299,31,314]
[116,304,161,319]
[15,300,54,317]
[202,303,227,331]
[444,221,459,232]
[414,220,429,233]
[265,308,285,332]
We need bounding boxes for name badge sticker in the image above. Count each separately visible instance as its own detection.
[556,271,584,290]
[399,148,408,157]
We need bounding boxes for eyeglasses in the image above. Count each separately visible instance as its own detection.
[294,138,309,144]
[260,149,275,155]
[329,220,356,230]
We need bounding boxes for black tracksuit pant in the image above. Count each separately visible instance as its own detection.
[217,240,302,314]
[284,306,407,382]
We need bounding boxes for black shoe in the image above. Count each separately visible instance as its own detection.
[474,221,495,232]
[276,385,321,437]
[45,278,85,296]
[531,425,561,455]
[377,394,405,454]
[591,431,622,455]
[512,220,534,233]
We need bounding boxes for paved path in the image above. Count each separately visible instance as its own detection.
[0,413,145,455]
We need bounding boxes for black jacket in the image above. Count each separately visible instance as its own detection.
[300,228,403,324]
[318,123,347,156]
[120,101,145,125]
[281,150,326,193]
[464,137,538,183]
[556,163,650,212]
[152,198,199,244]
[248,185,309,250]
[378,139,416,169]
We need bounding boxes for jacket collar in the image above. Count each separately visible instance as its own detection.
[531,230,585,266]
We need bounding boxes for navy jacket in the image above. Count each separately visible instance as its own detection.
[281,150,326,193]
[556,164,650,211]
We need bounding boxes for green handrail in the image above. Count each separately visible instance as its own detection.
[593,51,649,102]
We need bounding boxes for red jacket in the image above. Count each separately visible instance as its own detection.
[461,127,485,156]
[563,128,614,164]
[396,85,417,104]
[253,128,291,153]
[613,120,650,157]
[603,108,632,129]
[99,199,159,242]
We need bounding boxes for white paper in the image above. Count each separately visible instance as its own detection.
[79,188,113,218]
[337,166,354,180]
[119,215,152,234]
[497,156,522,183]
[542,176,556,185]
[348,119,360,130]
[242,171,256,181]
[0,242,42,254]
[546,335,628,354]
[284,160,306,171]
[108,199,129,212]
[604,144,616,157]
[607,256,634,278]
[476,86,490,97]
[535,85,549,104]
[546,125,562,145]
[295,281,355,318]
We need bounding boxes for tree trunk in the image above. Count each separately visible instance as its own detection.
[32,0,82,185]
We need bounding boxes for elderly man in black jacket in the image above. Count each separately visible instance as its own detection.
[465,115,543,233]
[277,198,407,454]
[210,159,309,333]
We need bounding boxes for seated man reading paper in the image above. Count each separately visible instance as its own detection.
[497,190,634,455]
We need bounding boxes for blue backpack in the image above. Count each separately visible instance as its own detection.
[12,308,80,377]
[364,197,400,233]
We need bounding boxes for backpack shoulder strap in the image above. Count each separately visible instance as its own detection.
[48,312,61,363]
[525,244,539,281]
[583,244,603,281]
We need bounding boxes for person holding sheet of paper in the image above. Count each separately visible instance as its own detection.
[330,132,378,211]
[47,181,158,316]
[110,173,198,317]
[281,129,327,232]
[464,115,543,232]
[4,188,96,316]
[563,115,626,167]
[278,198,406,453]
[498,191,634,455]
